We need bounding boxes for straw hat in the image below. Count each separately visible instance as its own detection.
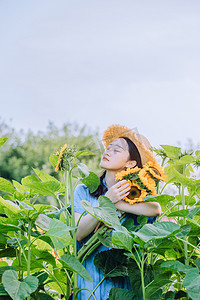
[102,124,157,166]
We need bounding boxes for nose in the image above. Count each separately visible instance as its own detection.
[105,149,111,156]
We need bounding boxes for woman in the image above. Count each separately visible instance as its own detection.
[74,125,161,299]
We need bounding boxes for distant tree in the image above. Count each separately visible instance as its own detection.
[0,119,103,183]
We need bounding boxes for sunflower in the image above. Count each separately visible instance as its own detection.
[115,161,166,204]
[138,168,157,195]
[115,166,141,181]
[143,161,167,182]
[55,144,68,172]
[123,181,147,205]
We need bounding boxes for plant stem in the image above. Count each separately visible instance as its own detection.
[181,166,189,266]
[87,277,105,300]
[140,258,146,300]
[69,169,78,299]
[27,220,32,300]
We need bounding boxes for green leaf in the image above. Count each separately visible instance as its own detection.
[2,270,39,300]
[77,163,90,178]
[108,287,137,300]
[134,222,180,242]
[0,266,16,275]
[81,172,100,193]
[0,178,15,194]
[81,196,121,228]
[145,272,172,298]
[196,258,200,271]
[22,175,59,196]
[167,209,189,218]
[59,253,93,282]
[0,138,8,147]
[175,155,195,165]
[0,284,8,296]
[45,218,75,249]
[188,207,200,219]
[161,260,192,273]
[112,230,134,252]
[94,249,128,278]
[33,168,61,184]
[160,145,181,159]
[0,197,20,215]
[75,150,95,157]
[49,154,58,168]
[169,168,199,189]
[143,195,175,212]
[183,268,200,300]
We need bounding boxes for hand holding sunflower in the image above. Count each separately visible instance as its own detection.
[115,162,166,205]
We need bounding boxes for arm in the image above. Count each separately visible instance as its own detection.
[114,200,161,217]
[105,180,161,217]
[75,207,100,242]
[74,184,100,241]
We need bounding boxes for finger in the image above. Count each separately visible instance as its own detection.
[120,191,131,199]
[119,186,131,195]
[115,180,127,187]
[117,183,131,191]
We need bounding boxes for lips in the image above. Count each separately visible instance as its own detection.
[102,156,109,161]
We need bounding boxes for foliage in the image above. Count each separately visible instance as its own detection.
[1,130,200,299]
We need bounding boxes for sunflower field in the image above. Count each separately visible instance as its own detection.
[0,137,200,300]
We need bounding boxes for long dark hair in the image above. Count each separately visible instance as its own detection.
[91,137,142,197]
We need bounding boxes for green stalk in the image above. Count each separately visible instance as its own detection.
[69,169,78,299]
[181,165,189,266]
[18,230,22,280]
[27,221,32,300]
[140,258,146,300]
[87,277,105,300]
[64,170,70,226]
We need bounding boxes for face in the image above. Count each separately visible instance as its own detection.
[100,138,131,171]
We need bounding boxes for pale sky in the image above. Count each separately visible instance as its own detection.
[0,0,200,148]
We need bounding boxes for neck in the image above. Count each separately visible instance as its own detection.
[104,170,120,188]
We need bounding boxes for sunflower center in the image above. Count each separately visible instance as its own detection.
[128,186,141,200]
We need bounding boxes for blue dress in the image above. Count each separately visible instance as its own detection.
[74,180,156,300]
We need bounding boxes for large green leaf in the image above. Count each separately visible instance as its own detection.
[160,145,181,159]
[112,230,134,252]
[81,196,121,228]
[143,195,175,212]
[2,270,38,300]
[94,249,128,278]
[145,272,172,298]
[0,178,15,194]
[108,287,137,300]
[81,171,100,193]
[169,168,199,189]
[22,175,59,196]
[45,218,75,249]
[174,155,195,165]
[161,260,192,273]
[183,268,200,300]
[33,168,59,183]
[134,222,180,242]
[59,253,93,282]
[0,138,8,147]
[167,209,189,218]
